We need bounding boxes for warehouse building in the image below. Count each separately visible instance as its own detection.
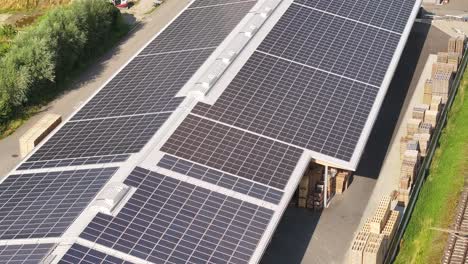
[0,0,421,263]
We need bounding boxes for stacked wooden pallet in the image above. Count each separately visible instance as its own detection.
[350,196,400,264]
[424,110,439,127]
[437,51,449,63]
[432,62,456,77]
[412,133,430,157]
[335,171,350,194]
[412,104,429,120]
[432,70,453,104]
[407,118,421,137]
[19,113,62,158]
[423,79,433,104]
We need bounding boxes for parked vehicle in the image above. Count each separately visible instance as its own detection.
[110,0,129,8]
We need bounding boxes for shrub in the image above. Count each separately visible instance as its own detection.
[0,0,129,130]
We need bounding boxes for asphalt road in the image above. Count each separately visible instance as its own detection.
[0,0,189,178]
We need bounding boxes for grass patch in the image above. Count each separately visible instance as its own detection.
[394,65,468,263]
[0,0,72,13]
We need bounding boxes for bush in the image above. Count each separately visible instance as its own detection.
[0,0,129,130]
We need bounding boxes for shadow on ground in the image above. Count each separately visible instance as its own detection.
[260,208,322,264]
[356,22,434,179]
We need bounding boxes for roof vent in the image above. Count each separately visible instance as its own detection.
[243,24,258,38]
[259,6,273,18]
[91,183,131,215]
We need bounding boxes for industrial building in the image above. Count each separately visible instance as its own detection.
[0,0,421,263]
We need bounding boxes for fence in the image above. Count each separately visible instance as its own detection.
[384,44,468,263]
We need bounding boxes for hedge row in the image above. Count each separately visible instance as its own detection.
[0,0,128,130]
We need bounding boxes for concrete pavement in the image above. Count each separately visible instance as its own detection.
[0,0,190,178]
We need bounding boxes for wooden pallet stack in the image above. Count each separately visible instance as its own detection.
[447,52,460,71]
[432,62,457,77]
[412,104,428,120]
[455,36,466,55]
[335,171,350,194]
[432,70,453,103]
[430,95,442,111]
[350,196,399,264]
[423,79,434,104]
[19,113,62,158]
[406,118,421,137]
[400,136,412,160]
[418,122,432,135]
[437,51,449,63]
[448,37,457,53]
[412,133,431,157]
[298,174,309,208]
[424,110,439,127]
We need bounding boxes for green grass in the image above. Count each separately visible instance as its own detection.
[394,66,468,263]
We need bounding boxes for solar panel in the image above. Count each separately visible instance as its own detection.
[139,1,256,55]
[0,243,54,264]
[158,155,284,204]
[257,4,400,86]
[71,50,206,121]
[192,51,378,161]
[80,167,274,264]
[18,154,129,171]
[24,113,170,167]
[294,0,416,33]
[161,114,303,189]
[59,244,133,264]
[0,167,117,239]
[190,0,256,8]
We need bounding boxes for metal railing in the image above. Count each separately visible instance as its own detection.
[384,44,468,263]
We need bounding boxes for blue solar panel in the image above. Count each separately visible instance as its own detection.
[0,168,117,239]
[158,155,284,204]
[79,167,273,264]
[59,244,133,264]
[0,243,54,264]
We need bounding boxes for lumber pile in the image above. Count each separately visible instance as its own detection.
[19,113,62,158]
[350,195,399,264]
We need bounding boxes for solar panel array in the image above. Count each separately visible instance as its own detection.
[0,168,116,239]
[294,0,415,33]
[0,0,419,262]
[0,243,54,264]
[158,155,283,204]
[161,114,303,189]
[21,113,169,169]
[180,0,416,162]
[18,0,256,170]
[80,167,273,264]
[59,244,132,264]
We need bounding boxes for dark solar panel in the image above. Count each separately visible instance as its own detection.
[25,113,170,166]
[80,167,274,264]
[139,1,256,55]
[294,0,416,33]
[257,4,400,86]
[161,114,303,189]
[158,155,284,204]
[59,244,133,264]
[18,154,129,171]
[192,52,378,161]
[0,243,54,264]
[190,0,256,8]
[0,168,117,239]
[71,50,206,120]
